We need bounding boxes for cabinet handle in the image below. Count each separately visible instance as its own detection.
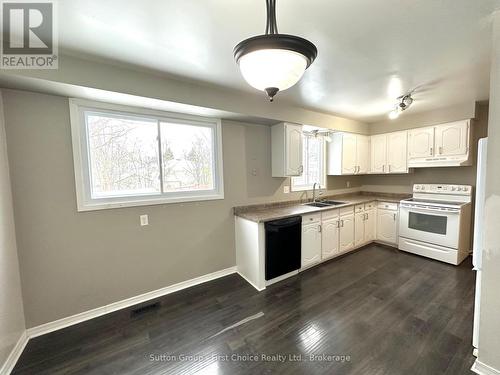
[393,213,396,221]
[341,219,344,227]
[388,165,391,173]
[382,165,385,173]
[298,165,304,174]
[318,224,322,233]
[336,220,340,228]
[439,146,443,155]
[430,147,433,155]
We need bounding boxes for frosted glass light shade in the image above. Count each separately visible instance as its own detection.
[238,49,308,91]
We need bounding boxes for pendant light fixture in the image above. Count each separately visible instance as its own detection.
[234,0,318,102]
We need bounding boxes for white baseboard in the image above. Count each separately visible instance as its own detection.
[27,266,236,339]
[0,331,28,375]
[237,271,265,291]
[472,359,500,375]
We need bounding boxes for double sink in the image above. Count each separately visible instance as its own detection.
[304,200,346,208]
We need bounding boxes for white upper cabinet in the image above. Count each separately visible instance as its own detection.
[328,133,370,175]
[370,134,387,174]
[387,131,408,173]
[434,121,468,157]
[356,135,370,174]
[408,120,471,167]
[341,133,357,174]
[369,131,408,174]
[272,122,303,177]
[408,126,435,159]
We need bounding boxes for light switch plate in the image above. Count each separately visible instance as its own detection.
[283,185,290,194]
[140,215,149,226]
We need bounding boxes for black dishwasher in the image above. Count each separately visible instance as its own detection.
[265,216,302,281]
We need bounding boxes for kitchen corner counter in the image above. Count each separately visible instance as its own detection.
[233,193,410,223]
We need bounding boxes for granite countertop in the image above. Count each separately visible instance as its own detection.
[233,192,410,223]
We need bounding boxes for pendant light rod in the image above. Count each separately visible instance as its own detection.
[265,0,278,35]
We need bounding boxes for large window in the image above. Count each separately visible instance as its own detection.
[291,134,326,191]
[70,99,223,211]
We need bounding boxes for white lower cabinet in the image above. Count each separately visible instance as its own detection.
[321,216,340,259]
[339,211,355,252]
[354,203,376,246]
[376,202,399,244]
[301,214,322,268]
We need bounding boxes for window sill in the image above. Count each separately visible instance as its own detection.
[76,193,225,212]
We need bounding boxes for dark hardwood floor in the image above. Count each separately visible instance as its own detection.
[13,245,476,375]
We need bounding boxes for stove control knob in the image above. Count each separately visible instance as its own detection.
[464,187,469,192]
[451,186,456,191]
[415,185,420,190]
[421,186,426,191]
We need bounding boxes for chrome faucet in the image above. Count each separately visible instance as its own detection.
[312,183,321,202]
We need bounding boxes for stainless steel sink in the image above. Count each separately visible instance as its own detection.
[305,202,331,208]
[320,200,346,206]
[304,200,346,208]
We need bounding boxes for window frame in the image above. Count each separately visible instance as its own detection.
[291,134,326,192]
[69,98,224,211]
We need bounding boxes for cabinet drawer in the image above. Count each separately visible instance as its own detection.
[364,201,376,210]
[322,209,339,220]
[340,206,354,216]
[355,204,364,213]
[302,213,321,224]
[377,202,398,211]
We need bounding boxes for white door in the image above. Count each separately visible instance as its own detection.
[434,121,468,157]
[370,134,387,174]
[364,209,376,242]
[285,123,303,176]
[342,133,357,174]
[321,218,339,259]
[356,135,370,174]
[339,214,355,252]
[354,212,365,246]
[301,223,321,268]
[408,127,434,159]
[387,131,408,173]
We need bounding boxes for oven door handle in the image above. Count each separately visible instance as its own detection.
[400,204,460,214]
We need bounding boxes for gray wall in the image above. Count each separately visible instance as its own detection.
[362,103,489,193]
[0,92,25,368]
[2,89,361,328]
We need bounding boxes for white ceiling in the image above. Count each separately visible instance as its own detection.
[58,0,500,122]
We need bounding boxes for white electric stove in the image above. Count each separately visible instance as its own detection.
[398,184,472,265]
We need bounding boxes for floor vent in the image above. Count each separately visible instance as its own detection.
[131,302,160,317]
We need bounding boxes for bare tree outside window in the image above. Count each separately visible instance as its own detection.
[161,122,214,191]
[87,114,160,198]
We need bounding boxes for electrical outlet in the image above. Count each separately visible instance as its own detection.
[346,181,351,188]
[283,185,290,194]
[140,215,149,226]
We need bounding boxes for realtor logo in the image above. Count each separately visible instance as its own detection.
[1,0,58,69]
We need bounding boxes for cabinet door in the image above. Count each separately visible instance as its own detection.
[354,212,365,247]
[321,218,339,260]
[339,214,355,252]
[364,209,376,242]
[370,134,387,173]
[376,210,398,244]
[387,131,408,173]
[301,223,321,268]
[408,127,434,159]
[434,121,468,157]
[356,135,370,174]
[285,123,303,176]
[341,133,357,174]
